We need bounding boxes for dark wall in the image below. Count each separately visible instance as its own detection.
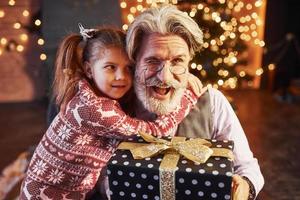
[262,0,300,91]
[41,0,121,124]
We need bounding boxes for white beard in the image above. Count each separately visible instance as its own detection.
[134,75,186,115]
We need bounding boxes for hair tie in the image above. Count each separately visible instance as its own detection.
[78,23,96,41]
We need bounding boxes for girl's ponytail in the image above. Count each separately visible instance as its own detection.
[53,34,84,111]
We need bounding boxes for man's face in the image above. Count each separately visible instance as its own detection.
[134,33,191,114]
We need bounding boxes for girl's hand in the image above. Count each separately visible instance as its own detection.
[187,73,207,97]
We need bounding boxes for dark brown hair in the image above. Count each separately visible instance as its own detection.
[53,27,126,111]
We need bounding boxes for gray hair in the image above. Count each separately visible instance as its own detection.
[126,5,203,62]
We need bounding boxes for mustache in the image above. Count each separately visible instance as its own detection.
[135,74,184,89]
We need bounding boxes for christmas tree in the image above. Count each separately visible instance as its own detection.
[120,0,265,89]
[176,0,252,89]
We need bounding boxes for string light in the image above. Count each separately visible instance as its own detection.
[0,10,5,18]
[40,53,47,61]
[8,0,15,6]
[22,10,30,17]
[37,38,44,45]
[35,19,41,26]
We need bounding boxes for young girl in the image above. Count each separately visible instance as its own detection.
[19,25,203,200]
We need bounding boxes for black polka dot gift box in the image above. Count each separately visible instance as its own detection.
[107,132,234,200]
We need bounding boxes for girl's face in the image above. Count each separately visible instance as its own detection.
[89,47,133,99]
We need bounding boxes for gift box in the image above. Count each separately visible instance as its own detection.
[107,134,234,200]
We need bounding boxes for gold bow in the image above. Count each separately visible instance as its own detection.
[118,132,234,164]
[117,132,234,200]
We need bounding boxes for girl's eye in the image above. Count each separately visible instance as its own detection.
[104,65,116,70]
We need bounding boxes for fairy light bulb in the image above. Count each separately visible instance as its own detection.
[8,0,15,6]
[37,38,44,45]
[16,45,24,52]
[14,22,21,29]
[122,24,128,31]
[20,34,28,41]
[35,19,41,26]
[120,2,127,8]
[0,10,5,18]
[40,53,47,60]
[22,10,30,17]
[268,64,275,70]
[0,38,7,45]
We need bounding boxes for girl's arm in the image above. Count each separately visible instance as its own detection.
[81,89,199,140]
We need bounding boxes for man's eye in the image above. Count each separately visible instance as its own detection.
[172,58,183,64]
[146,59,160,65]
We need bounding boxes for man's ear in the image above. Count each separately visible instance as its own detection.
[84,61,93,79]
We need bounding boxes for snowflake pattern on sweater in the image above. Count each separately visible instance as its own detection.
[19,79,197,200]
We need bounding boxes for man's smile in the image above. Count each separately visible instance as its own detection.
[150,86,173,100]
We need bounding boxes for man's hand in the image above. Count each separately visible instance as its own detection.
[232,175,250,200]
[187,73,207,97]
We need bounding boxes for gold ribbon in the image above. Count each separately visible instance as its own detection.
[118,132,234,200]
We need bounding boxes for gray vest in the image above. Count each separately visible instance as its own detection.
[176,91,212,139]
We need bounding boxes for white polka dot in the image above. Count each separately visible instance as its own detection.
[199,169,205,174]
[225,194,231,199]
[218,182,225,188]
[138,138,144,142]
[119,191,125,196]
[192,179,198,185]
[131,193,136,198]
[141,173,147,179]
[148,185,154,190]
[214,157,220,160]
[142,194,148,199]
[135,162,141,167]
[198,191,204,196]
[117,170,123,176]
[154,196,160,200]
[112,153,116,156]
[228,145,233,149]
[122,154,127,158]
[112,160,118,164]
[179,178,185,183]
[136,183,141,188]
[223,140,228,143]
[124,181,130,187]
[185,168,192,172]
[212,139,217,142]
[185,190,191,195]
[112,181,118,186]
[181,160,187,164]
[148,164,154,168]
[207,163,213,167]
[153,175,159,180]
[212,170,219,175]
[220,163,226,168]
[128,138,133,141]
[145,157,151,161]
[129,172,135,177]
[211,193,217,198]
[226,172,233,177]
[205,181,211,186]
[216,144,222,148]
[157,158,162,162]
[109,190,113,195]
[106,169,111,175]
[123,161,129,165]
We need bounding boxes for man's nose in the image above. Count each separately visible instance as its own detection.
[156,63,172,83]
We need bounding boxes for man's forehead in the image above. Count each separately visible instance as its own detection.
[140,33,190,57]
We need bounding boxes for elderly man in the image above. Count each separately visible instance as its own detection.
[125,5,264,200]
